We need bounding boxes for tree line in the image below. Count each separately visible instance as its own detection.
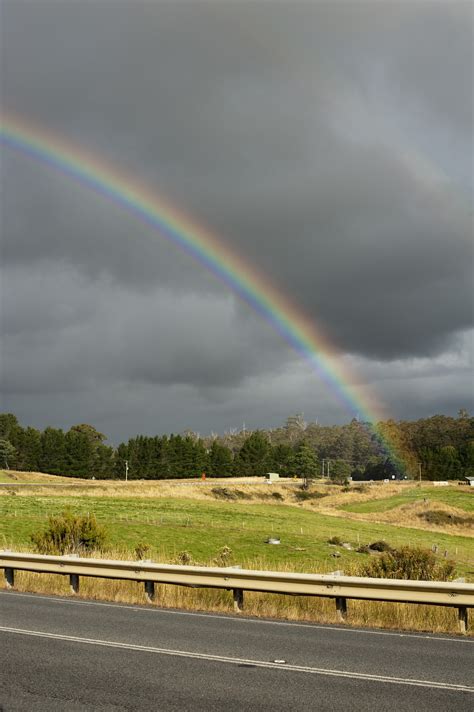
[0,411,473,481]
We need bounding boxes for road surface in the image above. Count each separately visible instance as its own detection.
[0,589,472,711]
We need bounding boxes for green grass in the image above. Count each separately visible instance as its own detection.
[0,471,16,483]
[341,487,474,514]
[1,494,472,578]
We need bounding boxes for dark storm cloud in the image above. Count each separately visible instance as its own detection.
[1,1,472,436]
[383,4,473,137]
[2,261,293,395]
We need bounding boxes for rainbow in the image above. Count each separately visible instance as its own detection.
[0,112,407,472]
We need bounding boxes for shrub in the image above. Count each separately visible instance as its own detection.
[369,540,392,552]
[419,510,474,527]
[353,485,369,494]
[134,542,151,560]
[356,545,371,554]
[271,491,284,500]
[327,536,344,546]
[176,550,194,565]
[211,487,234,499]
[234,489,252,500]
[211,487,251,500]
[31,509,107,555]
[213,545,233,567]
[295,490,328,501]
[362,546,456,581]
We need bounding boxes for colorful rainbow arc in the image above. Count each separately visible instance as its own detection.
[0,112,404,470]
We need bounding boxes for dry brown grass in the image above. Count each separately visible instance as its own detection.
[0,472,393,504]
[0,473,284,498]
[0,469,83,484]
[0,471,430,504]
[3,569,467,636]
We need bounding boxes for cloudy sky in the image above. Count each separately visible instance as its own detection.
[1,0,472,443]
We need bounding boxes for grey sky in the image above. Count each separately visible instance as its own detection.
[1,0,472,442]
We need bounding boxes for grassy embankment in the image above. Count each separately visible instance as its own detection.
[341,487,474,514]
[1,474,472,634]
[0,471,19,483]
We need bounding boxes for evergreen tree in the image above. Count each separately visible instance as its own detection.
[17,427,42,471]
[208,441,233,477]
[430,445,462,480]
[114,442,130,479]
[65,430,94,477]
[179,436,197,478]
[0,439,16,469]
[269,443,295,476]
[363,458,399,481]
[136,436,154,479]
[94,443,115,479]
[125,437,143,479]
[190,439,209,478]
[461,441,474,477]
[148,436,168,479]
[70,424,106,447]
[40,428,66,475]
[329,459,352,483]
[68,424,113,478]
[167,435,186,478]
[0,413,22,441]
[294,442,318,485]
[236,431,270,476]
[157,436,171,479]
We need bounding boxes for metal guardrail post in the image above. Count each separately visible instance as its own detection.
[5,568,14,589]
[233,588,244,612]
[144,581,155,602]
[336,596,348,621]
[69,574,80,594]
[458,606,468,635]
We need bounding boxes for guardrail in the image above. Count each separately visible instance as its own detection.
[1,551,472,633]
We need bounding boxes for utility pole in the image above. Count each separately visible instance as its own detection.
[125,460,129,482]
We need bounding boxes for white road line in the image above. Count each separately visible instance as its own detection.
[0,589,470,644]
[0,625,472,692]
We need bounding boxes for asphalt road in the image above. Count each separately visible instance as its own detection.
[0,590,472,711]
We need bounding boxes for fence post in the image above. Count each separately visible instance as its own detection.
[144,581,155,602]
[5,568,14,589]
[458,606,468,635]
[335,597,347,621]
[69,574,80,594]
[233,588,244,612]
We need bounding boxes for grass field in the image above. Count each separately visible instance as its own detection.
[341,487,474,514]
[1,493,473,578]
[0,471,17,483]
